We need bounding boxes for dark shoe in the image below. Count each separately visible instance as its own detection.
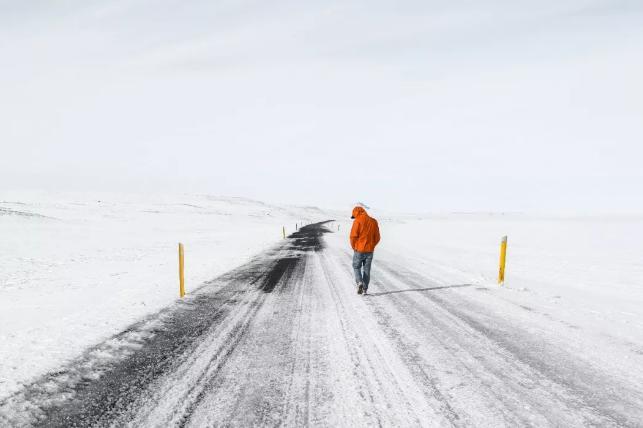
[363,288,368,295]
[357,283,363,294]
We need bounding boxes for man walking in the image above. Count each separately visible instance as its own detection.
[350,206,381,295]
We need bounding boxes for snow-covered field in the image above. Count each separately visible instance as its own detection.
[2,194,643,425]
[0,192,330,398]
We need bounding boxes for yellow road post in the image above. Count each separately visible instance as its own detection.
[179,243,185,298]
[282,226,286,239]
[498,236,507,284]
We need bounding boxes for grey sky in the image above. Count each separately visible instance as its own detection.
[2,0,642,212]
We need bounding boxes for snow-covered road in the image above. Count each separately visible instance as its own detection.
[2,222,642,427]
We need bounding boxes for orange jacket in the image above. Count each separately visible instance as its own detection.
[350,207,381,253]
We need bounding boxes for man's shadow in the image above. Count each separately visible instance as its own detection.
[368,283,473,296]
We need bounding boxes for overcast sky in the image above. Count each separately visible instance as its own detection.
[1,0,642,212]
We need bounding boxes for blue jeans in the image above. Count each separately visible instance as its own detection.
[352,251,374,288]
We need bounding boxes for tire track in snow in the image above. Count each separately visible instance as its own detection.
[182,224,335,427]
[323,249,464,426]
[315,250,449,426]
[279,257,316,426]
[0,223,330,427]
[402,263,641,426]
[330,249,548,426]
[364,254,642,427]
[180,261,308,426]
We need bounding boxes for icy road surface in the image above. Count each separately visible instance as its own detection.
[1,222,642,427]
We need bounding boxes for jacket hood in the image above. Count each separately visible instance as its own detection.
[351,206,366,219]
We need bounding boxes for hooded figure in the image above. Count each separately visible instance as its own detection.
[350,206,381,294]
